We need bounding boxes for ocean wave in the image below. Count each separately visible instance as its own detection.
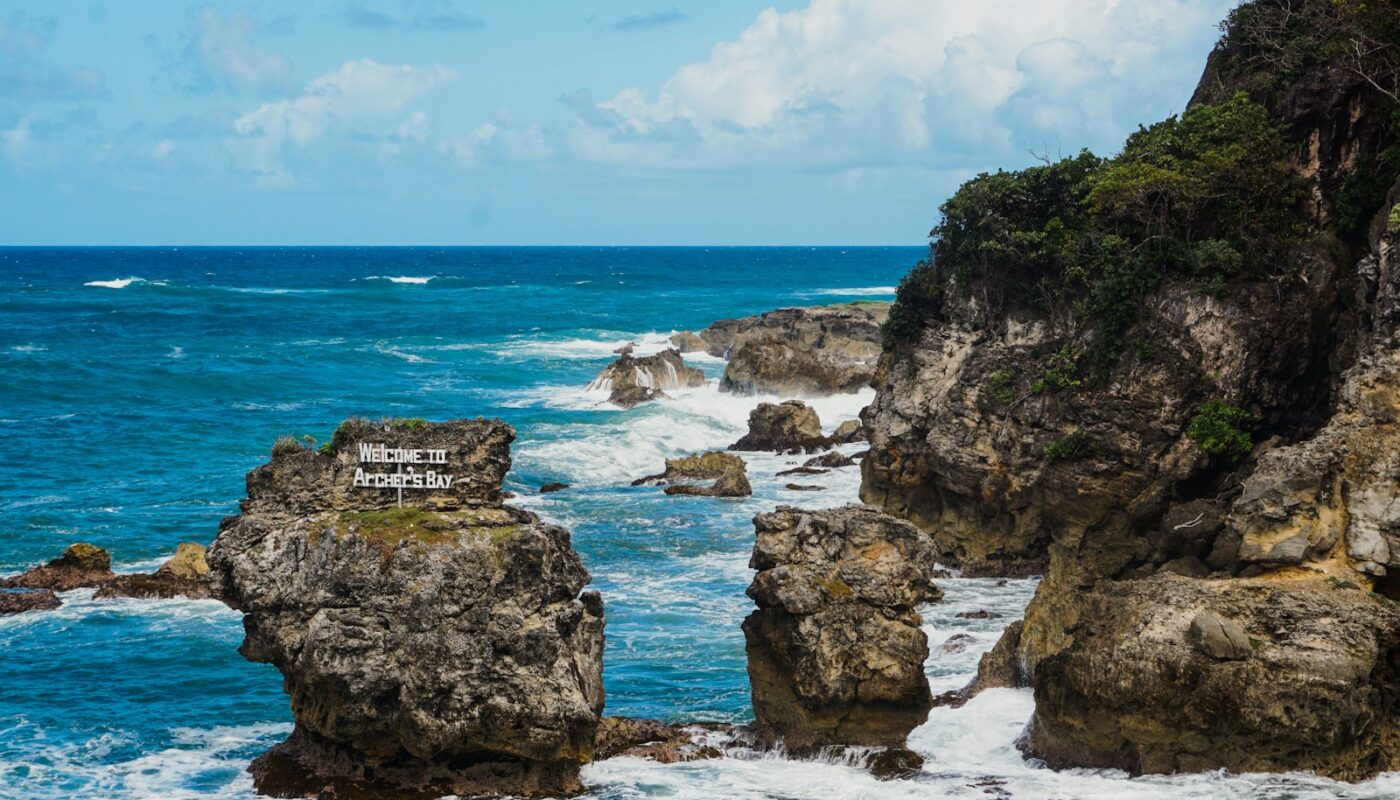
[10,344,47,353]
[511,386,873,486]
[804,286,897,296]
[493,331,685,361]
[83,277,145,289]
[364,275,434,285]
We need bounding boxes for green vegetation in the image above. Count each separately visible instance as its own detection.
[1031,345,1084,394]
[272,436,302,458]
[985,369,1017,405]
[1187,400,1253,461]
[395,417,430,431]
[884,92,1307,361]
[1328,576,1362,591]
[1045,431,1092,461]
[1389,204,1400,236]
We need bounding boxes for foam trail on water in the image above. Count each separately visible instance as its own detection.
[84,278,144,289]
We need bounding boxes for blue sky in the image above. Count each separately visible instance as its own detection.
[0,0,1238,245]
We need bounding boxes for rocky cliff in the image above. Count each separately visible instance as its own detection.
[207,418,605,798]
[862,0,1400,779]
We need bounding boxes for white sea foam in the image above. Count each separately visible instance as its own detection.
[494,331,690,361]
[366,275,434,285]
[84,277,144,289]
[10,344,47,353]
[512,385,873,486]
[804,286,897,296]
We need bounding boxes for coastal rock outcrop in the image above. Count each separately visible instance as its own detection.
[743,505,940,751]
[207,417,605,799]
[1026,576,1400,778]
[720,339,869,397]
[587,348,706,408]
[858,0,1400,779]
[0,588,62,614]
[1,543,113,591]
[633,451,752,498]
[673,303,888,397]
[95,543,212,600]
[730,401,829,453]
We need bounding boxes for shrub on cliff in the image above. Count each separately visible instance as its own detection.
[885,93,1307,360]
[1187,400,1253,462]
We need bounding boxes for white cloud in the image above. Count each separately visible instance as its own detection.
[572,0,1236,171]
[228,59,456,187]
[161,7,292,96]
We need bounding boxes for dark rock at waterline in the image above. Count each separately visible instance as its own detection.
[776,466,827,477]
[935,633,976,656]
[805,451,854,469]
[539,482,570,494]
[96,542,212,600]
[784,483,825,492]
[208,417,605,799]
[866,747,925,781]
[730,401,830,454]
[1,543,113,591]
[744,505,940,751]
[965,620,1028,700]
[956,609,1001,620]
[636,451,752,498]
[0,588,62,614]
[832,419,865,444]
[588,348,706,409]
[594,717,729,763]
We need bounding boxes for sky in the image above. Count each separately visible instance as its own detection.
[0,0,1240,245]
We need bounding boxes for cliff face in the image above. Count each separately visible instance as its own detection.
[208,418,605,799]
[861,0,1400,778]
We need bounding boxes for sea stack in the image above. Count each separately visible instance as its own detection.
[207,417,605,798]
[743,505,941,754]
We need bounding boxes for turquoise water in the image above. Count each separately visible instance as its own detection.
[3,247,1397,799]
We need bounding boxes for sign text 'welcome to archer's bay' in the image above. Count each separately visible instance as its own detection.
[352,443,456,490]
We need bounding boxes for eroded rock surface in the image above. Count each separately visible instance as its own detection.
[207,417,605,799]
[743,505,940,751]
[2,543,113,591]
[587,349,706,408]
[0,588,62,614]
[633,451,753,497]
[730,401,829,454]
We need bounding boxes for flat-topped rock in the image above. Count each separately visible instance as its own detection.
[730,401,829,453]
[1,543,113,592]
[208,418,606,799]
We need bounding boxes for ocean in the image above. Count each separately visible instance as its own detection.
[0,247,1395,799]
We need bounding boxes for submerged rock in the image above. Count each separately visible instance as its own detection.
[805,451,855,469]
[743,505,940,751]
[1,543,113,591]
[730,401,829,453]
[539,482,570,494]
[587,349,706,408]
[208,417,605,799]
[593,717,728,763]
[0,588,62,614]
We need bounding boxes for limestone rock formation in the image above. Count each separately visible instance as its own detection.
[207,417,605,799]
[676,303,889,362]
[730,401,829,453]
[1,543,113,591]
[632,451,753,497]
[832,419,865,443]
[95,543,212,600]
[743,505,940,751]
[587,349,706,408]
[857,0,1400,780]
[593,718,727,763]
[0,588,61,614]
[720,338,869,397]
[672,303,888,397]
[1027,576,1400,778]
